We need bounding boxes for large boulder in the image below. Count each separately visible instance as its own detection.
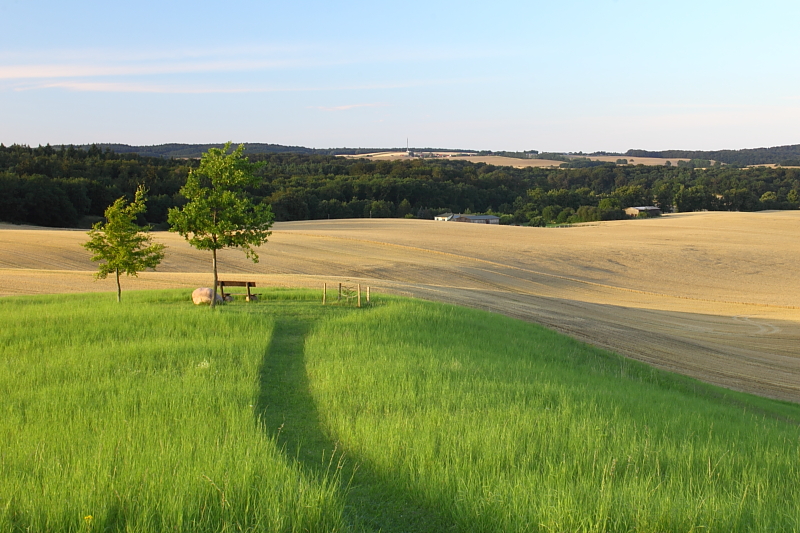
[192,287,223,305]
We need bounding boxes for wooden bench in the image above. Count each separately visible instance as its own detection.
[217,280,259,302]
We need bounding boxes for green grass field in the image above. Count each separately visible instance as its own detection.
[2,290,800,532]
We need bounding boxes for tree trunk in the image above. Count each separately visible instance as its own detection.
[115,268,121,303]
[211,248,218,308]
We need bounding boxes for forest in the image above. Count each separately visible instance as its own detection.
[625,145,800,166]
[1,144,798,228]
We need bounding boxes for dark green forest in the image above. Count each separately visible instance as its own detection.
[1,144,798,229]
[63,142,800,165]
[83,143,395,159]
[625,145,800,167]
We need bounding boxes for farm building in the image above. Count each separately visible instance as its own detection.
[434,213,500,224]
[625,206,662,217]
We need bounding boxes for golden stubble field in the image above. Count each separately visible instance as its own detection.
[2,211,798,402]
[347,151,688,167]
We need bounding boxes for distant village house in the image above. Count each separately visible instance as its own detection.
[434,213,500,224]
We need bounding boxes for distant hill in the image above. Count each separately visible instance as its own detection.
[626,144,800,166]
[56,142,800,166]
[78,143,400,158]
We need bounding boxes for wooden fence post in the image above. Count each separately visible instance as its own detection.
[357,284,362,308]
[366,286,370,304]
[338,283,342,301]
[323,283,326,305]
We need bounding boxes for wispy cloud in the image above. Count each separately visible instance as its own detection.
[311,103,389,111]
[8,77,469,95]
[19,81,261,94]
[0,42,495,96]
[0,59,297,80]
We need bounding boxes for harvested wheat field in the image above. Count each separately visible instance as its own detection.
[347,151,691,167]
[586,155,690,166]
[346,151,566,167]
[1,211,799,402]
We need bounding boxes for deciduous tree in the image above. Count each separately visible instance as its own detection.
[168,143,274,307]
[83,186,165,302]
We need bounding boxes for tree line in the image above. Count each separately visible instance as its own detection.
[1,144,798,229]
[625,144,800,167]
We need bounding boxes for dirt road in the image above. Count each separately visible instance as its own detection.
[2,211,798,402]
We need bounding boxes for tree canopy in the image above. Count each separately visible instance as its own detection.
[82,186,165,302]
[1,144,798,230]
[167,143,274,307]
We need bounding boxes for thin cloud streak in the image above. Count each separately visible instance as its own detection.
[0,40,506,82]
[0,59,299,80]
[0,44,311,63]
[10,77,477,94]
[23,81,257,94]
[311,103,389,111]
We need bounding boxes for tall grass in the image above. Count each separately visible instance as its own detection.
[0,290,345,532]
[305,298,800,532]
[2,290,800,531]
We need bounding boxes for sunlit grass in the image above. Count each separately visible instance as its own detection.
[0,290,345,532]
[2,290,800,532]
[305,298,800,532]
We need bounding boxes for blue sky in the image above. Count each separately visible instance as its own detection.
[1,0,798,152]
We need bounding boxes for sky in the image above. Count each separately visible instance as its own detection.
[1,0,799,152]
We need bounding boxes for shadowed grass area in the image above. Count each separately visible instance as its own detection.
[0,290,346,532]
[256,316,457,532]
[303,297,800,532]
[2,289,800,532]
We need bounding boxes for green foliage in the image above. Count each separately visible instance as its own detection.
[367,199,395,218]
[760,191,779,208]
[560,158,615,169]
[169,143,273,258]
[396,198,413,217]
[674,185,715,212]
[168,143,274,306]
[0,173,81,227]
[3,144,800,229]
[82,186,165,301]
[627,144,800,166]
[677,158,713,169]
[555,206,575,223]
[612,184,648,208]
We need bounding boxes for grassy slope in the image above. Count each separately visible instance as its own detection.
[1,290,799,532]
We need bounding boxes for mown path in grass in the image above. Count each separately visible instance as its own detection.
[257,317,457,531]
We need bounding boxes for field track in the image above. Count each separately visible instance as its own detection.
[2,211,799,402]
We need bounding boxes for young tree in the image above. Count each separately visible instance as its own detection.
[168,143,274,308]
[83,186,166,302]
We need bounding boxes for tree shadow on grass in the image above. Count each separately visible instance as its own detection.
[256,316,458,532]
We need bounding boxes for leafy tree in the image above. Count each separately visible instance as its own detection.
[168,143,274,308]
[83,186,165,302]
[396,198,413,217]
[368,200,394,218]
[556,207,575,224]
[541,205,561,223]
[612,184,648,208]
[760,191,779,209]
[674,185,715,212]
